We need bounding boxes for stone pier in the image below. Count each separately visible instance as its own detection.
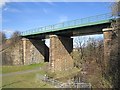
[103,28,119,88]
[49,35,74,72]
[22,38,49,65]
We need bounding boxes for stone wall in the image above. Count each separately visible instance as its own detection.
[22,39,43,65]
[2,38,45,65]
[2,40,23,65]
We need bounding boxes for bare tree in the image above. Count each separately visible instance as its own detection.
[108,1,120,88]
[73,37,86,68]
[74,37,86,60]
[11,31,21,44]
[0,31,6,45]
[1,31,22,65]
[111,1,120,30]
[73,36,106,87]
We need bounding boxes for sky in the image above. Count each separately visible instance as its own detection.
[1,1,113,46]
[2,2,112,37]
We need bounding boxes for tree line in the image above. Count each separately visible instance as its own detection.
[0,31,21,51]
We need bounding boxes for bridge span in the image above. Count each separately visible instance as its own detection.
[20,13,119,72]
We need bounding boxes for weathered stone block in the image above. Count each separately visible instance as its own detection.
[49,35,73,72]
[2,38,48,65]
[23,38,49,65]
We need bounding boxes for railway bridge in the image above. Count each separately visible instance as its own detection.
[21,13,119,72]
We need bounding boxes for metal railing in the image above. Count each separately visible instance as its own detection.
[21,13,112,36]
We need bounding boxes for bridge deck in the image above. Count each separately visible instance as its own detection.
[21,13,113,37]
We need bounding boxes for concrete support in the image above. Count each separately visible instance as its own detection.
[103,28,119,88]
[49,35,74,72]
[22,38,49,65]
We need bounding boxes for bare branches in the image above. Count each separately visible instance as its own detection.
[0,32,6,45]
[111,1,120,30]
[11,31,21,44]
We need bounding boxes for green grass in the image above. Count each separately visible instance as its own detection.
[1,63,54,88]
[2,71,54,88]
[1,63,80,88]
[2,63,46,74]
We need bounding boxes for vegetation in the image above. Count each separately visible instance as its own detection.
[70,2,120,88]
[72,36,113,88]
[46,67,80,82]
[1,62,54,88]
[2,63,46,74]
[2,71,54,88]
[105,1,120,88]
[0,32,6,45]
[10,31,21,44]
[0,31,21,51]
[1,31,23,65]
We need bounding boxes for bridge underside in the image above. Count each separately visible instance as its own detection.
[24,23,110,40]
[21,22,120,73]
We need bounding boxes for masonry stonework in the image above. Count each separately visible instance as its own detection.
[22,38,42,65]
[22,38,49,65]
[2,40,23,65]
[103,28,120,88]
[2,38,48,65]
[49,35,74,72]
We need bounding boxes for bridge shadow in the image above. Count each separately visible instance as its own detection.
[29,39,49,62]
[58,35,73,54]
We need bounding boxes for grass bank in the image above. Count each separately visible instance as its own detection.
[2,71,54,88]
[1,63,54,88]
[2,63,46,74]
